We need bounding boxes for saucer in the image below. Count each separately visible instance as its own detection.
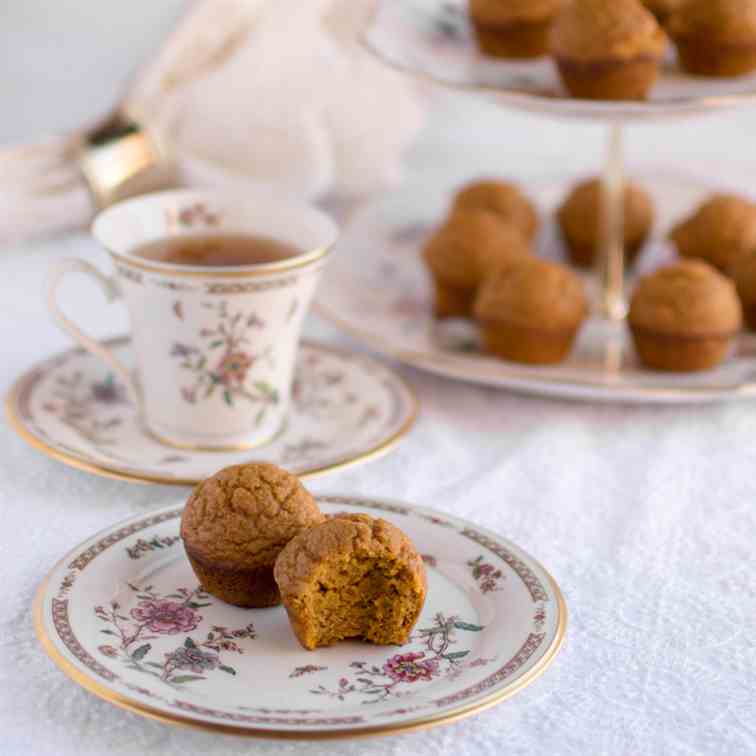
[6,339,417,484]
[34,496,566,739]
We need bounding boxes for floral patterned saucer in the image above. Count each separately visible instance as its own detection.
[34,496,566,739]
[6,339,417,484]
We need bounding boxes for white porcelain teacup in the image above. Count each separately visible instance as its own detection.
[47,188,338,450]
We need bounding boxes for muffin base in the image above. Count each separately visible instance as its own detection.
[480,322,580,365]
[564,235,647,269]
[674,38,756,78]
[630,326,735,371]
[555,55,660,100]
[472,19,551,59]
[432,279,476,319]
[186,547,280,608]
[743,304,756,331]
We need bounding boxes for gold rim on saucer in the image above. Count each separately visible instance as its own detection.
[33,499,567,739]
[6,339,419,486]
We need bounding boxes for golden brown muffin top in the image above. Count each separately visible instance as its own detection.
[423,208,531,288]
[550,0,667,62]
[274,513,426,599]
[670,194,756,271]
[181,463,323,568]
[452,180,539,240]
[558,177,654,247]
[474,257,588,329]
[731,252,756,306]
[469,0,564,26]
[629,260,742,335]
[668,0,756,44]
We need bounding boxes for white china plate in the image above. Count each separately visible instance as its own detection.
[34,497,566,739]
[365,0,756,121]
[317,173,756,404]
[6,340,416,484]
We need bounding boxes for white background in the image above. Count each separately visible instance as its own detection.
[2,3,756,755]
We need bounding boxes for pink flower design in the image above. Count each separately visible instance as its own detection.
[383,652,439,683]
[98,645,118,658]
[130,600,201,634]
[213,351,254,386]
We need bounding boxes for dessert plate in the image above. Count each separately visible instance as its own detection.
[34,497,566,739]
[365,0,756,121]
[6,340,416,484]
[317,173,756,404]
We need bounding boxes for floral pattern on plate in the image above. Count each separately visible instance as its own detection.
[95,583,256,688]
[8,340,416,484]
[35,497,565,738]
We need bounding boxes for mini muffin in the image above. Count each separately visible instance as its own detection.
[274,513,427,650]
[181,463,324,608]
[423,208,531,318]
[474,257,589,364]
[469,0,563,59]
[452,179,540,241]
[730,252,756,329]
[669,194,756,272]
[641,0,683,26]
[557,178,654,268]
[629,260,742,371]
[550,0,668,100]
[668,0,756,77]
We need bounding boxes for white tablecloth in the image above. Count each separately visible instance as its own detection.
[3,83,756,756]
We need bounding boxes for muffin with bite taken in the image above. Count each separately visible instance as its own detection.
[181,463,324,608]
[274,513,426,650]
[452,179,539,241]
[669,194,756,273]
[469,0,564,59]
[667,0,756,77]
[423,208,531,318]
[558,177,654,268]
[628,260,742,371]
[474,257,588,364]
[550,0,667,100]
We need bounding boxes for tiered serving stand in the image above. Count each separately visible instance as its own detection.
[317,0,756,403]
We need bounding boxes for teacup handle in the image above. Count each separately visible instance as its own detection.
[47,259,141,406]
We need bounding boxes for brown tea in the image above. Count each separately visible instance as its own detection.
[133,233,301,267]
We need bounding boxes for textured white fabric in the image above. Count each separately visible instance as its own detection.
[3,164,756,755]
[4,34,756,751]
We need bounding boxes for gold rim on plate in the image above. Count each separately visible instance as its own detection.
[32,502,567,740]
[5,339,419,486]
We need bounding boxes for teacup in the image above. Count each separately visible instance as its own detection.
[47,188,338,450]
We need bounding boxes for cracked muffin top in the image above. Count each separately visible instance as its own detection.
[667,0,756,44]
[452,180,539,241]
[274,513,426,600]
[558,177,654,247]
[670,194,756,272]
[474,257,588,329]
[423,208,531,289]
[180,463,324,568]
[629,260,742,335]
[550,0,667,62]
